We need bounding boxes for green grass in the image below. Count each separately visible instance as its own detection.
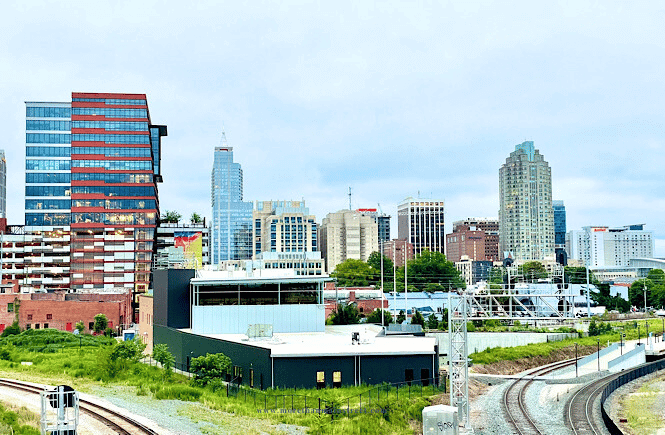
[623,378,665,434]
[0,329,442,435]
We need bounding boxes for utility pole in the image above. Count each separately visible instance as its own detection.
[380,240,384,327]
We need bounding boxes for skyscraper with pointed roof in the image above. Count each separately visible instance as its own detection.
[499,141,554,261]
[210,131,253,264]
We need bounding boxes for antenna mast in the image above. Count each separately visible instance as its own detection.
[348,187,352,210]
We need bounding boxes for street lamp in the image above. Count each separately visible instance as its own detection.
[575,342,578,378]
[597,339,600,372]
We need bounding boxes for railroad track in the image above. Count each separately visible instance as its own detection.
[503,359,576,435]
[0,378,160,434]
[564,372,621,435]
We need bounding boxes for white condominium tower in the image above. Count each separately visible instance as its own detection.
[499,141,554,262]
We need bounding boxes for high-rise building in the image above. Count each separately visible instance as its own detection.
[357,208,391,243]
[25,93,166,293]
[553,200,567,265]
[320,209,378,273]
[566,225,653,267]
[498,141,554,262]
[210,135,252,264]
[448,217,499,262]
[397,198,445,256]
[0,150,6,218]
[252,200,318,256]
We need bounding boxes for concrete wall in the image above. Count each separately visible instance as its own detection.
[608,344,646,372]
[427,331,578,355]
[577,342,618,367]
[192,304,325,334]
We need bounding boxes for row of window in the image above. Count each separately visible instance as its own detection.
[72,107,147,118]
[71,134,149,144]
[71,185,156,197]
[26,185,156,197]
[26,133,71,144]
[25,199,156,210]
[26,160,70,171]
[73,98,146,105]
[27,146,71,157]
[72,121,149,131]
[26,173,151,185]
[26,120,71,131]
[25,212,157,226]
[26,173,70,183]
[72,147,152,157]
[72,173,152,184]
[72,212,156,225]
[26,107,71,118]
[72,160,152,170]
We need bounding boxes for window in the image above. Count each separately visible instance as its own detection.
[35,324,40,329]
[46,314,52,320]
[26,324,31,330]
[27,314,33,321]
[43,323,49,329]
[316,371,325,389]
[7,303,13,313]
[333,371,342,388]
[89,322,94,330]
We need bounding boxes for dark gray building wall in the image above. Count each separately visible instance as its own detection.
[154,325,273,389]
[153,269,195,329]
[273,352,438,389]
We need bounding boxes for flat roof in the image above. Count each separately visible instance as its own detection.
[181,324,436,357]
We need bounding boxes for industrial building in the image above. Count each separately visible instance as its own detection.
[152,269,439,389]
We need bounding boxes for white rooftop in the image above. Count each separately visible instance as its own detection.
[184,324,436,357]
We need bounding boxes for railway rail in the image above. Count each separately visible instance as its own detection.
[0,378,160,435]
[564,371,622,435]
[503,359,576,435]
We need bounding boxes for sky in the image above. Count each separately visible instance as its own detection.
[2,1,664,256]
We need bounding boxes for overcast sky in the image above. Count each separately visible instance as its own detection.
[2,1,664,256]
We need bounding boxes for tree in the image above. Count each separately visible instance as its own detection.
[411,310,425,326]
[399,250,465,292]
[396,310,406,324]
[591,283,630,313]
[366,251,394,285]
[329,303,361,325]
[75,321,85,333]
[426,314,438,330]
[520,261,548,282]
[331,259,372,287]
[93,314,108,334]
[564,266,597,284]
[190,353,232,387]
[190,212,203,224]
[365,309,392,326]
[152,343,175,374]
[161,210,182,223]
[110,338,146,363]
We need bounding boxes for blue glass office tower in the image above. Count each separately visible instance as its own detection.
[553,200,567,265]
[211,135,252,264]
[25,93,166,294]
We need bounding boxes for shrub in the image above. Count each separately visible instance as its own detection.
[1,322,20,338]
[93,314,108,334]
[190,353,231,387]
[466,322,476,332]
[75,321,85,333]
[152,344,175,373]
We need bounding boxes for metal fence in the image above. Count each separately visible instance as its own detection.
[600,358,665,434]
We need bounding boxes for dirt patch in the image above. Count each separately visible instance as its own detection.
[471,345,597,375]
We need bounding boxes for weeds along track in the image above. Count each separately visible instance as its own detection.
[0,378,160,435]
[502,359,576,435]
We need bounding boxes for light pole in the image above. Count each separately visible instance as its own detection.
[597,339,600,372]
[575,342,578,378]
[644,281,648,314]
[638,324,641,345]
[380,240,384,327]
[646,321,649,346]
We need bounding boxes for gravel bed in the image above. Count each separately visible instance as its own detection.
[605,369,665,434]
[86,384,309,435]
[470,367,609,434]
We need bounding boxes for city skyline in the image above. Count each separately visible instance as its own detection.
[1,2,664,256]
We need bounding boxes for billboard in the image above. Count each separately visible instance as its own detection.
[174,231,203,268]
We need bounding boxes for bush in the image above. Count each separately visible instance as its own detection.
[466,322,476,332]
[1,322,20,338]
[93,314,108,334]
[190,353,231,387]
[152,343,175,373]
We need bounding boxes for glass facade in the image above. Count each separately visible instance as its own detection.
[0,150,5,218]
[25,93,167,294]
[211,138,253,264]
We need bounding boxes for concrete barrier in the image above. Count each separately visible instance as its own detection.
[608,343,646,372]
[427,331,578,355]
[576,342,618,368]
